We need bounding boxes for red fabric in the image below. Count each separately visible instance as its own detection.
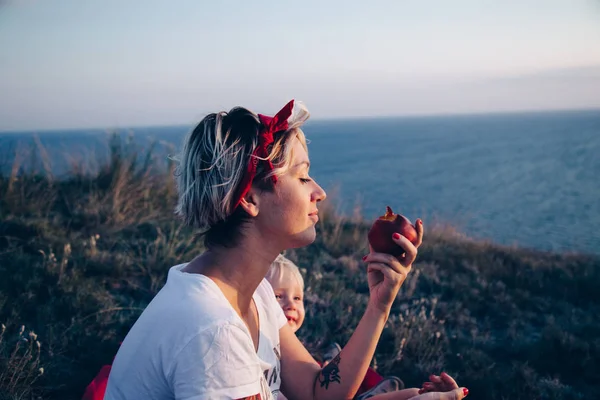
[82,364,111,400]
[232,100,295,209]
[357,367,384,396]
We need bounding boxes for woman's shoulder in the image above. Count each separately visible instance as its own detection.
[141,265,243,330]
[164,264,229,303]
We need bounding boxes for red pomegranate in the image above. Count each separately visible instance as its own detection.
[368,206,419,257]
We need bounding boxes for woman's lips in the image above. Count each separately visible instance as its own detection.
[286,315,297,323]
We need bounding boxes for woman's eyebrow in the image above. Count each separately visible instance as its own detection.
[295,161,310,169]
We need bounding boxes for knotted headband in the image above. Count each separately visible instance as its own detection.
[232,100,295,209]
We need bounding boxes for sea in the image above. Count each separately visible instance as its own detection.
[1,109,599,255]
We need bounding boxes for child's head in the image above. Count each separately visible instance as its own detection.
[266,254,305,333]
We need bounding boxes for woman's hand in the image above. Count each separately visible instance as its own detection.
[419,372,468,398]
[363,219,423,314]
[411,387,469,400]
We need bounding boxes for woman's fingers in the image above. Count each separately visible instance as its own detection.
[415,218,424,247]
[390,233,418,264]
[364,252,410,275]
[387,388,420,400]
[416,387,469,400]
[366,234,417,262]
[443,388,468,400]
[367,262,400,284]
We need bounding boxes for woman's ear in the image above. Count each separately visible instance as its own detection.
[238,189,260,217]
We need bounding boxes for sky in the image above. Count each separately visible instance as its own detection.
[1,0,600,131]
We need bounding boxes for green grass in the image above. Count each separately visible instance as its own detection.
[1,136,598,399]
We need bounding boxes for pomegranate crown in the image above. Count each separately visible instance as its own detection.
[379,205,397,222]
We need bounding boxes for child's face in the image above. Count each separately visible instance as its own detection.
[272,280,305,333]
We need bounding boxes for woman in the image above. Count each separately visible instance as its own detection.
[103,100,468,400]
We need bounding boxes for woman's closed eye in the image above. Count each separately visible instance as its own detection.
[300,177,312,184]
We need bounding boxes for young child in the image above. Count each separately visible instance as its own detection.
[265,254,410,400]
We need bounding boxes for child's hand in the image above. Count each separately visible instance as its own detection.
[418,372,464,395]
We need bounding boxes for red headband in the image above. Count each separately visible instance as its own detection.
[232,100,295,209]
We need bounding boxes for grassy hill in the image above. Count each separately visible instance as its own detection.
[1,137,598,399]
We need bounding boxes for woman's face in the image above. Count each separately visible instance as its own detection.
[255,136,326,249]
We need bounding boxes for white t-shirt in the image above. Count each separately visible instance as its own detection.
[104,264,288,400]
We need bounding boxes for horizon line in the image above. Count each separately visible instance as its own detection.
[1,106,599,135]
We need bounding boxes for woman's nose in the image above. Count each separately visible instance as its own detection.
[312,182,327,203]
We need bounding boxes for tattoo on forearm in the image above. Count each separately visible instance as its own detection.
[319,354,342,389]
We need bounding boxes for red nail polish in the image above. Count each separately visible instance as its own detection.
[392,233,401,240]
[362,255,367,261]
[463,388,469,396]
[418,219,423,225]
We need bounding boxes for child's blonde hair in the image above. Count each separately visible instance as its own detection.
[266,254,304,292]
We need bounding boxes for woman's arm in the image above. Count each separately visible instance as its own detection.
[280,225,423,400]
[279,303,389,400]
[278,324,321,399]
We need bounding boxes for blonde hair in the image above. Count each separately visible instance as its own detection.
[266,254,304,292]
[173,102,310,247]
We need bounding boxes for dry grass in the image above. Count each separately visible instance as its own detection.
[0,324,44,400]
